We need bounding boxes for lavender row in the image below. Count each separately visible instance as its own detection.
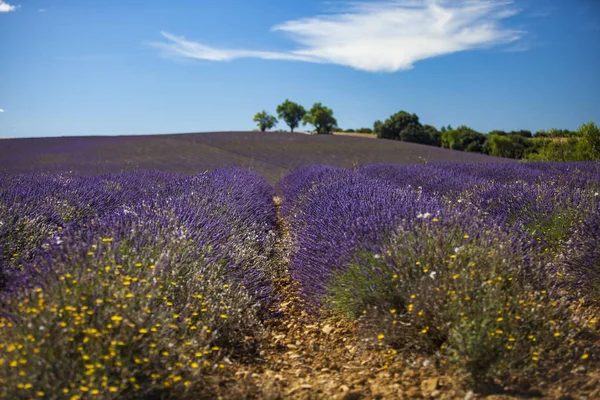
[0,168,279,398]
[276,165,446,305]
[278,163,600,306]
[0,168,278,303]
[277,162,599,383]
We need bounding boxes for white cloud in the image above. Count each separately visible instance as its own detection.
[151,32,314,63]
[0,108,4,113]
[150,0,524,72]
[0,1,17,12]
[39,8,46,12]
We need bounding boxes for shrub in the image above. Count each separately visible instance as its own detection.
[277,166,442,306]
[278,162,600,389]
[0,168,279,398]
[0,235,262,399]
[326,209,596,386]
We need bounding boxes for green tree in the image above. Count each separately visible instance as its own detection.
[377,111,429,144]
[302,103,338,134]
[253,111,278,132]
[486,134,532,159]
[441,126,486,153]
[276,100,306,132]
[527,122,599,161]
[527,139,579,162]
[439,125,453,133]
[578,121,600,159]
[509,130,533,138]
[356,128,373,134]
[423,125,441,147]
[548,128,575,138]
[373,120,383,135]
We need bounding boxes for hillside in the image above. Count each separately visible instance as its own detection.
[0,131,511,183]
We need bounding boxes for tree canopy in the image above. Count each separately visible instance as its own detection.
[254,100,598,162]
[377,111,423,142]
[276,100,306,132]
[376,111,442,145]
[441,126,486,152]
[486,134,533,159]
[579,121,600,157]
[373,120,383,136]
[302,103,338,135]
[253,111,277,132]
[423,125,441,147]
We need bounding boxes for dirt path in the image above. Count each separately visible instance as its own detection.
[220,279,600,399]
[228,278,469,399]
[213,199,600,400]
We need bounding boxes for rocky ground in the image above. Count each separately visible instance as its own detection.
[204,199,600,399]
[212,278,600,400]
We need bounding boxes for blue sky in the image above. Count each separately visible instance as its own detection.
[0,0,599,138]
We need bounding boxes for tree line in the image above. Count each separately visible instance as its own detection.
[253,100,337,135]
[253,103,599,161]
[372,111,599,161]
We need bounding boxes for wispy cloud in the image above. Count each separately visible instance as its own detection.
[527,10,552,18]
[0,108,5,113]
[39,8,46,13]
[0,1,17,12]
[150,32,313,63]
[150,0,524,72]
[503,41,530,52]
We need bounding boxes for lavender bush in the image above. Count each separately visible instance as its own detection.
[276,165,442,305]
[279,162,599,386]
[0,168,278,398]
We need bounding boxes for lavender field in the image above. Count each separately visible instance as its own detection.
[278,163,600,384]
[1,160,599,399]
[0,132,509,184]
